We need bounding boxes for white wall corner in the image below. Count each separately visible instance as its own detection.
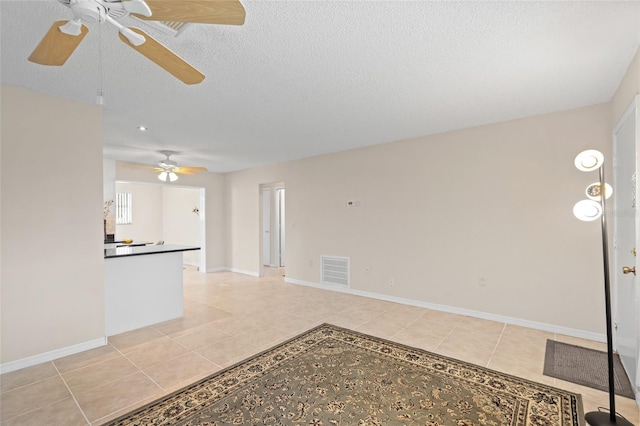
[205,267,260,277]
[225,268,260,277]
[205,267,228,273]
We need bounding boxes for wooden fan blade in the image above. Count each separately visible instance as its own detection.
[175,166,208,173]
[133,0,245,25]
[173,168,196,175]
[119,28,205,85]
[173,167,206,175]
[28,20,88,66]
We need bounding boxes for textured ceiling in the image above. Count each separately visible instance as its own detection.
[1,0,639,173]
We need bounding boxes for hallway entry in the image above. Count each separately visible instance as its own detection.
[260,183,285,276]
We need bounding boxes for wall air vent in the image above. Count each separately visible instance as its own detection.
[321,256,350,287]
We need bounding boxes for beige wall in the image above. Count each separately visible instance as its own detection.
[162,186,200,266]
[612,47,639,125]
[115,182,163,243]
[225,103,612,335]
[1,85,104,364]
[115,167,226,270]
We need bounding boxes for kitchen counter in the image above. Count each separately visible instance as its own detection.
[104,244,200,336]
[104,244,199,258]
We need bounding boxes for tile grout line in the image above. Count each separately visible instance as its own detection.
[0,372,59,395]
[389,310,429,339]
[89,392,166,426]
[83,370,165,425]
[0,362,90,425]
[118,329,238,392]
[433,317,464,351]
[485,322,508,368]
[114,345,169,393]
[54,350,122,376]
[81,342,170,424]
[52,361,92,425]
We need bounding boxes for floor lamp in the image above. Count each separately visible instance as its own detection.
[573,149,633,426]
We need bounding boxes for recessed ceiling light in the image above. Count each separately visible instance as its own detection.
[138,126,147,131]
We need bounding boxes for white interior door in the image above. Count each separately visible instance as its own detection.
[613,96,638,396]
[262,188,271,266]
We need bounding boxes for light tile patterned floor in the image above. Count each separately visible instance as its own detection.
[1,267,639,425]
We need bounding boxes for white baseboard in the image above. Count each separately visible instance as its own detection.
[205,267,228,273]
[0,337,108,374]
[227,268,259,277]
[284,277,606,343]
[206,267,259,277]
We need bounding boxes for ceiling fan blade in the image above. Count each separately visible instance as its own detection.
[134,0,245,25]
[28,20,88,66]
[175,166,208,173]
[118,27,205,85]
[173,168,196,175]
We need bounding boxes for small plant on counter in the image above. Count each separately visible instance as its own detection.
[103,199,114,219]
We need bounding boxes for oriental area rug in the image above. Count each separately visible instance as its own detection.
[106,324,583,426]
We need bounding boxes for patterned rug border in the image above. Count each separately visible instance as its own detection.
[106,323,585,425]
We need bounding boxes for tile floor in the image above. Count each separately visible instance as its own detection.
[1,267,639,425]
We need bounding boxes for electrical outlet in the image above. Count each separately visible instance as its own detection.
[389,277,395,286]
[365,266,371,273]
[479,277,487,287]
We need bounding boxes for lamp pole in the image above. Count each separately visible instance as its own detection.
[583,161,633,426]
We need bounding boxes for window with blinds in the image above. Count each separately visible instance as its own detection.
[116,192,132,224]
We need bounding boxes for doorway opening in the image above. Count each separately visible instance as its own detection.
[114,181,206,272]
[260,182,285,277]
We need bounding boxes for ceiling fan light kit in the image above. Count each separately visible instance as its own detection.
[28,0,245,84]
[157,171,178,182]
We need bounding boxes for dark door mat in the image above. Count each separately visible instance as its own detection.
[543,340,635,399]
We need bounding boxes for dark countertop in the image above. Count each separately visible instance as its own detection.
[104,244,200,259]
[105,241,153,248]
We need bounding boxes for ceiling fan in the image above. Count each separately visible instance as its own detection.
[123,150,208,181]
[28,0,246,84]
